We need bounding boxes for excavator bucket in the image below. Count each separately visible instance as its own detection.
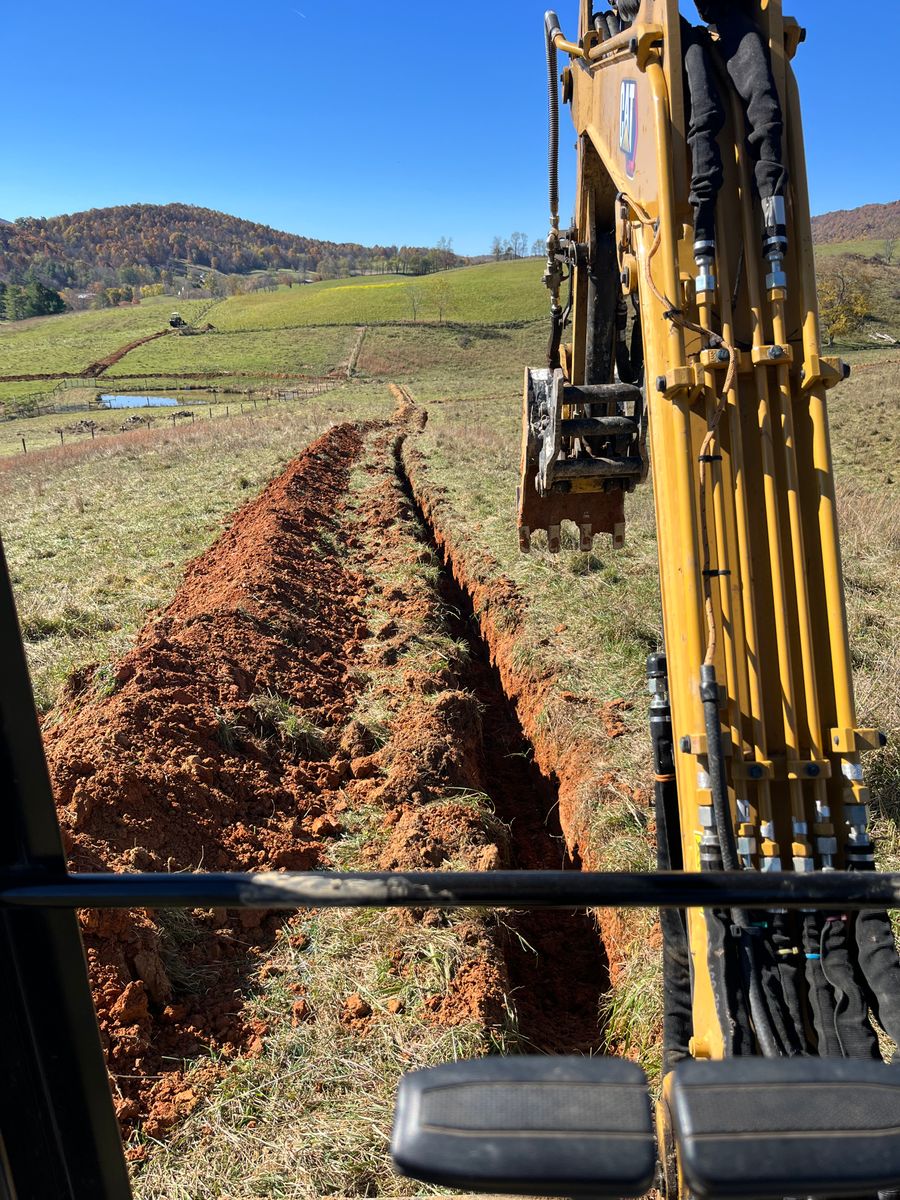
[517,367,644,552]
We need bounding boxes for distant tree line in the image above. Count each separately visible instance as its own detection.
[0,203,465,295]
[491,232,545,260]
[0,279,65,321]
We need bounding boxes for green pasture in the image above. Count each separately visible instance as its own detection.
[0,297,212,378]
[105,325,358,377]
[211,259,546,330]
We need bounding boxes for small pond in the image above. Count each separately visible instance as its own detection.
[99,395,179,409]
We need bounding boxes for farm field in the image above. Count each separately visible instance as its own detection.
[103,325,359,378]
[0,257,898,1196]
[0,297,213,379]
[210,259,547,330]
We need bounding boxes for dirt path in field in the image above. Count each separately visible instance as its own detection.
[42,396,611,1145]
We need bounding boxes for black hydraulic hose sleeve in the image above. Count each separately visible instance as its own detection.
[725,929,754,1055]
[820,915,880,1059]
[741,932,781,1058]
[700,665,739,874]
[707,908,739,1055]
[757,924,804,1055]
[772,911,810,1054]
[705,2,787,199]
[681,19,726,247]
[701,662,782,1056]
[855,908,900,1050]
[544,12,560,231]
[648,654,692,1071]
[803,911,843,1056]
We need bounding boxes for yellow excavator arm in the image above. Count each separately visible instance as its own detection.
[516,1,900,1193]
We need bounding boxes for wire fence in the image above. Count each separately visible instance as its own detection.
[10,377,343,455]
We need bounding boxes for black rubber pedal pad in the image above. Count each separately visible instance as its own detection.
[391,1055,655,1197]
[671,1057,900,1198]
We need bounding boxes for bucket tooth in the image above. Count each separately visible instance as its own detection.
[519,525,532,553]
[613,521,626,550]
[579,522,593,552]
[548,524,561,553]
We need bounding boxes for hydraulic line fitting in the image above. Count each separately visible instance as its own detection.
[762,195,788,291]
[844,799,876,868]
[693,237,717,296]
[736,799,756,868]
[698,805,722,870]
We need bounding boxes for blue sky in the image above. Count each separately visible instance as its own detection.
[2,1,897,256]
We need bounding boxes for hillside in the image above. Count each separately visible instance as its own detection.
[0,203,461,291]
[811,200,900,245]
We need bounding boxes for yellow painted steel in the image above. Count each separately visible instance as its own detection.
[544,0,880,1066]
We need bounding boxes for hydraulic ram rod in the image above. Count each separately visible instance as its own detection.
[3,870,900,910]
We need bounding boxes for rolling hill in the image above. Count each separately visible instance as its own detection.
[0,203,462,291]
[811,200,900,245]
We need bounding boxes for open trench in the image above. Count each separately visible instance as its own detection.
[393,437,610,1054]
[41,410,612,1147]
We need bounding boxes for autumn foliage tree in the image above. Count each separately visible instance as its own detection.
[817,263,871,346]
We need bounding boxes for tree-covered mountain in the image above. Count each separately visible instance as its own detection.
[811,200,900,245]
[0,203,462,290]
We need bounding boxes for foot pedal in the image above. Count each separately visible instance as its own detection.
[670,1058,900,1198]
[391,1056,655,1196]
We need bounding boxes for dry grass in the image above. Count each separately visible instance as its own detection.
[0,388,390,712]
[133,908,497,1199]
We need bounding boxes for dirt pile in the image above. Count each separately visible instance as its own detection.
[44,423,372,1134]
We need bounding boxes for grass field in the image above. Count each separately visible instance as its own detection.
[0,261,548,419]
[211,260,546,330]
[104,325,359,377]
[1,252,898,1195]
[0,297,213,378]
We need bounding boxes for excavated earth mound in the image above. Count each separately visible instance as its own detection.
[45,423,373,1134]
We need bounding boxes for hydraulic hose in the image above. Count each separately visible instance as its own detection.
[701,663,782,1056]
[544,11,561,234]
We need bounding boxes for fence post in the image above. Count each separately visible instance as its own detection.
[21,439,26,455]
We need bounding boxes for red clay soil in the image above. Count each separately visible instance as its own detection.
[343,420,607,1052]
[44,422,373,1136]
